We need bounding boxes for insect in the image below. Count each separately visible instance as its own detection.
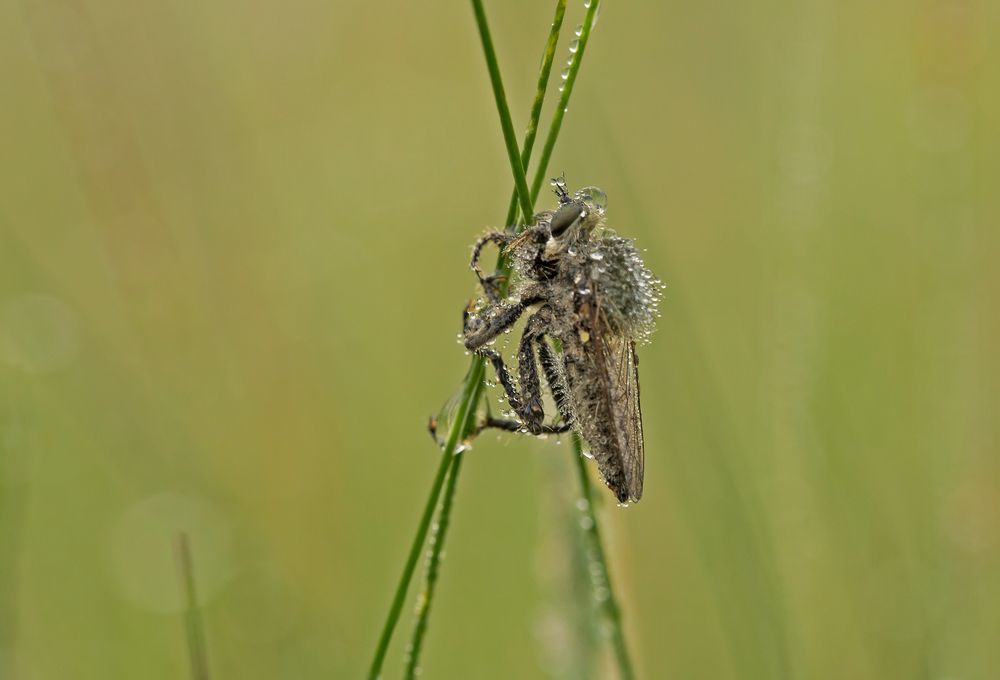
[460,178,662,504]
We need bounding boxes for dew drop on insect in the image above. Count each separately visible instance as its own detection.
[589,251,604,261]
[569,39,580,53]
[581,449,594,459]
[560,67,570,81]
[575,185,607,212]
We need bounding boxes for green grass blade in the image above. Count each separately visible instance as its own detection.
[504,0,568,227]
[402,4,568,674]
[366,361,486,680]
[174,533,211,680]
[369,3,626,679]
[530,0,602,205]
[571,434,636,680]
[402,447,466,680]
[470,0,534,223]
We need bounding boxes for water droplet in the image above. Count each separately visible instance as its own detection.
[580,515,594,530]
[569,39,580,53]
[560,67,570,81]
[575,186,607,212]
[575,24,583,37]
[590,251,604,261]
[581,449,594,459]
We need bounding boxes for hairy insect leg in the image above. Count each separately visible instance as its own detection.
[463,290,544,350]
[477,344,545,434]
[470,231,511,302]
[536,337,575,426]
[475,417,572,436]
[472,310,561,435]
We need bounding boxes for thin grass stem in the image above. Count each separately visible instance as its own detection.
[470,0,534,222]
[366,361,485,680]
[174,532,211,680]
[504,0,568,227]
[571,434,636,680]
[368,2,631,678]
[530,0,602,205]
[402,442,466,680]
[401,3,568,674]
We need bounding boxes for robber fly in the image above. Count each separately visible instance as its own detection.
[460,179,662,504]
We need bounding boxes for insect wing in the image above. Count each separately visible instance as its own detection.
[592,314,645,502]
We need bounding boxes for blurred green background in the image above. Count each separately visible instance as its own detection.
[1,0,998,678]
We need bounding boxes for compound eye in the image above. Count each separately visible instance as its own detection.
[549,201,584,237]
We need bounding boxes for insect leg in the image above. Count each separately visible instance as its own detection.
[536,338,575,426]
[463,291,544,350]
[515,317,546,431]
[476,344,545,433]
[470,332,575,438]
[470,231,511,302]
[472,310,553,434]
[475,417,572,435]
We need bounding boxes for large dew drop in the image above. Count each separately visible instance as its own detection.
[574,186,608,214]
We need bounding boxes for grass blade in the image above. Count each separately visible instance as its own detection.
[369,2,628,678]
[174,532,211,680]
[571,434,636,680]
[530,0,603,205]
[402,448,466,680]
[470,0,534,222]
[402,3,568,675]
[366,362,485,680]
[503,0,568,226]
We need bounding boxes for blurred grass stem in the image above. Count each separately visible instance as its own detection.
[571,433,636,680]
[175,533,211,680]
